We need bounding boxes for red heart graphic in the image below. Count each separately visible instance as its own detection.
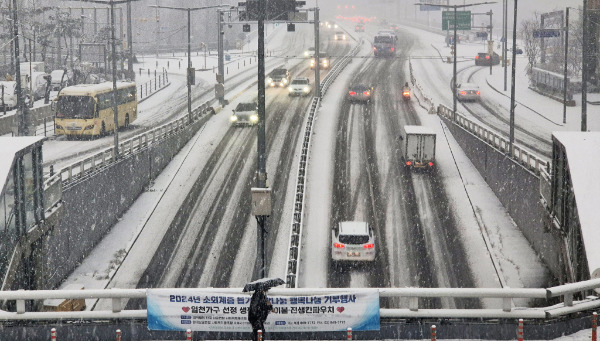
[336,306,345,313]
[182,307,190,313]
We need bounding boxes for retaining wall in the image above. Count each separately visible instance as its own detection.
[439,115,562,279]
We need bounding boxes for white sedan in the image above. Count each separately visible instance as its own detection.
[456,83,481,102]
[288,77,312,97]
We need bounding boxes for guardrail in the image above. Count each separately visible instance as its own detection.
[284,40,363,288]
[1,279,600,320]
[437,104,547,174]
[53,101,212,187]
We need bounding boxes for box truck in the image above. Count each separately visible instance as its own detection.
[400,125,436,170]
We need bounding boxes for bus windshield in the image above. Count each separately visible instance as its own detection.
[57,96,95,119]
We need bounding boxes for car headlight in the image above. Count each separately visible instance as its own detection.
[288,86,294,92]
[282,79,288,84]
[279,82,284,87]
[303,87,310,93]
[270,82,275,87]
[250,114,258,122]
[266,77,272,84]
[230,115,238,122]
[310,60,315,66]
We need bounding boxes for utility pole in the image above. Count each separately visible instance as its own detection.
[110,1,119,157]
[12,0,26,135]
[503,0,507,91]
[256,0,268,279]
[127,0,133,78]
[314,7,320,97]
[488,10,493,75]
[562,7,569,124]
[581,0,588,132]
[509,0,518,153]
[217,9,225,105]
[453,5,457,119]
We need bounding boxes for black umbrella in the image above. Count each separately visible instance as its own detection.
[243,277,285,292]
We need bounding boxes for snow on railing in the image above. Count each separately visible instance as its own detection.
[54,101,212,187]
[1,279,600,320]
[437,104,547,174]
[138,69,170,102]
[284,40,363,288]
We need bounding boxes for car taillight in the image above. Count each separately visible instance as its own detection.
[406,161,411,166]
[334,243,345,248]
[403,91,410,96]
[460,91,467,95]
[363,91,370,96]
[476,91,481,95]
[428,162,434,167]
[391,47,394,52]
[349,91,356,95]
[363,243,374,249]
[475,55,479,59]
[373,46,377,51]
[486,55,490,59]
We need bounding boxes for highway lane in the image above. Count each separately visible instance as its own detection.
[120,38,352,309]
[325,25,480,310]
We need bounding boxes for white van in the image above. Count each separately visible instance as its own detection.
[331,221,375,262]
[0,81,17,110]
[50,70,69,90]
[30,72,50,100]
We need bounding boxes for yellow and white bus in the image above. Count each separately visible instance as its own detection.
[54,81,137,139]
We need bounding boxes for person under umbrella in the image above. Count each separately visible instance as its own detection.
[248,285,275,341]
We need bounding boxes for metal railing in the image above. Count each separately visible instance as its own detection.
[284,40,364,288]
[138,69,169,101]
[53,101,212,187]
[437,104,547,174]
[1,279,599,321]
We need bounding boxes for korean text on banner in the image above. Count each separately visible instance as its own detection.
[147,289,380,332]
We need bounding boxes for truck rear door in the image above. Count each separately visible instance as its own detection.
[406,134,435,163]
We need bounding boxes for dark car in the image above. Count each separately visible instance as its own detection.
[475,52,500,66]
[347,84,374,104]
[355,24,365,32]
[267,68,290,87]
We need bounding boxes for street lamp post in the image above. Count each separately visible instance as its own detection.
[150,4,230,121]
[420,1,497,121]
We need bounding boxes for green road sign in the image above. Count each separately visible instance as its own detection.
[442,10,471,30]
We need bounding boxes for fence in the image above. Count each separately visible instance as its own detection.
[437,104,547,174]
[138,68,169,101]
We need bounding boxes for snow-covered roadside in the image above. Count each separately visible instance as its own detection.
[405,23,552,303]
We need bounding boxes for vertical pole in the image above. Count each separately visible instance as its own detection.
[258,330,263,341]
[540,15,546,64]
[256,0,268,279]
[562,7,569,124]
[186,329,192,341]
[110,2,119,157]
[314,8,320,97]
[94,7,98,36]
[452,6,457,121]
[581,0,588,132]
[155,0,160,58]
[187,9,192,120]
[116,329,121,341]
[592,312,597,341]
[517,319,524,341]
[489,10,493,75]
[503,0,508,91]
[347,327,352,341]
[127,0,133,78]
[51,328,57,340]
[431,325,437,341]
[12,0,25,135]
[217,10,224,84]
[509,0,517,154]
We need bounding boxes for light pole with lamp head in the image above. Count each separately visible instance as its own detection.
[419,2,496,121]
[150,4,230,122]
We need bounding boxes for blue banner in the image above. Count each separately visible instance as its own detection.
[147,289,380,332]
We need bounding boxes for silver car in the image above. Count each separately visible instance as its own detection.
[230,102,258,126]
[456,83,481,102]
[288,77,312,97]
[331,221,375,262]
